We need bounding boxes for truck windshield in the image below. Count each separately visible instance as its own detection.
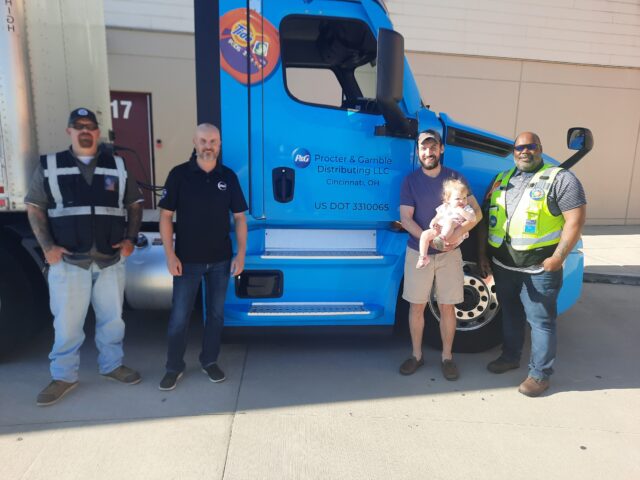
[280,15,379,114]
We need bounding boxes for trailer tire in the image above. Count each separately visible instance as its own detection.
[394,263,503,353]
[0,240,48,358]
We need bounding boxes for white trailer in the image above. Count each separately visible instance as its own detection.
[0,0,112,354]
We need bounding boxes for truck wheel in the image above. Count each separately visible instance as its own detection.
[0,240,48,358]
[424,262,502,353]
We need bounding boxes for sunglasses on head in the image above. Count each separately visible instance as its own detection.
[71,123,99,131]
[514,143,538,152]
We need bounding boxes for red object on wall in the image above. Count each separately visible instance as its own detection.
[110,91,155,208]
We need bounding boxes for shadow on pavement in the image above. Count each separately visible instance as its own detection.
[0,283,638,435]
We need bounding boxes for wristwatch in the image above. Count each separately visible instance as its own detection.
[124,235,138,244]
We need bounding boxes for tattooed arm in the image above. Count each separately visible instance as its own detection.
[542,205,586,272]
[112,200,144,257]
[26,204,69,265]
[126,201,143,239]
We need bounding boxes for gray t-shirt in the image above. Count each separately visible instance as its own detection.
[400,166,470,254]
[24,147,144,269]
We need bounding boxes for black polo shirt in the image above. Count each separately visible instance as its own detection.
[158,156,248,263]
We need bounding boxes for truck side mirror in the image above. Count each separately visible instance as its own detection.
[559,127,593,170]
[560,127,593,169]
[568,128,587,150]
[375,28,415,138]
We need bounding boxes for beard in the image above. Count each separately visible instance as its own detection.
[78,135,94,148]
[516,153,539,172]
[198,149,217,161]
[419,154,440,170]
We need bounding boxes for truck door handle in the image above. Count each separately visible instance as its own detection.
[272,167,295,203]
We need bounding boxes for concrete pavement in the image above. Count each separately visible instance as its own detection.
[1,280,639,480]
[582,225,640,285]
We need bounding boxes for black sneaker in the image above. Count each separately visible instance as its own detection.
[202,364,226,383]
[159,371,183,391]
[487,356,520,374]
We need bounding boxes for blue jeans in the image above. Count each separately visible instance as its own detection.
[165,260,230,373]
[493,263,563,381]
[48,259,126,382]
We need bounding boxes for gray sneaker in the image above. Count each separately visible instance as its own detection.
[37,380,78,406]
[102,365,142,385]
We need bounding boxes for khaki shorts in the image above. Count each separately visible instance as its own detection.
[402,247,464,305]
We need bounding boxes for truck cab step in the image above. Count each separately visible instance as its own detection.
[262,250,382,259]
[249,302,371,316]
[224,302,385,325]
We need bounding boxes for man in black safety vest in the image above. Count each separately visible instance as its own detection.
[25,108,144,406]
[478,131,586,397]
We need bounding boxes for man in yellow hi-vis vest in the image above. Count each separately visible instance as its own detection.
[478,132,586,397]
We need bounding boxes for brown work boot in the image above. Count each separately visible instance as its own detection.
[441,359,459,381]
[36,380,78,406]
[487,356,520,374]
[399,355,424,375]
[518,377,550,397]
[102,365,142,385]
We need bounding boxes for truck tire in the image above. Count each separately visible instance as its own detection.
[0,240,49,358]
[394,263,503,353]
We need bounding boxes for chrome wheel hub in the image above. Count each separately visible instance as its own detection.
[429,262,500,332]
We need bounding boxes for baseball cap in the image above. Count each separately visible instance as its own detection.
[417,129,442,144]
[68,108,99,126]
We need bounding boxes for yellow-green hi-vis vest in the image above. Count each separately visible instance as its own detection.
[488,164,564,251]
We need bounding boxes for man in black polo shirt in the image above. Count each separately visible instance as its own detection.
[158,123,247,390]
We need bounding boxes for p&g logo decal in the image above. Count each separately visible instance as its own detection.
[292,148,311,168]
[220,9,280,85]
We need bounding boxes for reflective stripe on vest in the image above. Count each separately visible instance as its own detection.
[45,154,127,218]
[94,206,126,217]
[488,164,564,251]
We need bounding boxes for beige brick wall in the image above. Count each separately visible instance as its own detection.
[388,0,640,68]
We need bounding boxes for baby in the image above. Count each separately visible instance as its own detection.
[416,178,476,268]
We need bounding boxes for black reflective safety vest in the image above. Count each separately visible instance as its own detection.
[41,149,127,255]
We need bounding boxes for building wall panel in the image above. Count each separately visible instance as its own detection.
[388,0,640,68]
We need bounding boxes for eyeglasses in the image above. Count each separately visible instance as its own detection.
[71,123,99,131]
[514,143,538,152]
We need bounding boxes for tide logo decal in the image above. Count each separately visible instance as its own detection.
[220,9,280,85]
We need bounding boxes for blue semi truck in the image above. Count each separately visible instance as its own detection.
[0,0,591,355]
[173,0,589,352]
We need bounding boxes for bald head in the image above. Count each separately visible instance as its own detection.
[515,131,541,146]
[195,123,220,137]
[513,131,543,172]
[193,123,221,167]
